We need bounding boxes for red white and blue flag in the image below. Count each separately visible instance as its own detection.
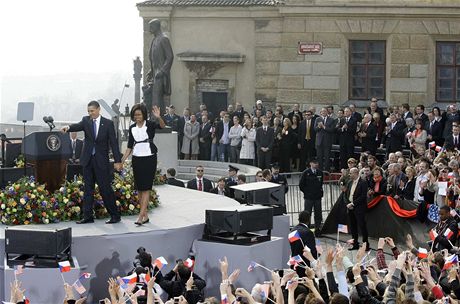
[184,258,195,270]
[73,280,86,295]
[338,224,348,233]
[58,261,71,273]
[121,273,137,285]
[418,248,428,259]
[154,256,168,270]
[444,228,454,240]
[79,272,91,281]
[443,254,459,270]
[429,229,438,241]
[247,261,258,272]
[429,141,436,148]
[288,230,301,243]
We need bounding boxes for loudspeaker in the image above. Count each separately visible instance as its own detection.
[205,205,273,234]
[5,227,71,262]
[0,167,34,188]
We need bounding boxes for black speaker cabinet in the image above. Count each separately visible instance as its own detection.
[232,182,285,214]
[5,227,71,266]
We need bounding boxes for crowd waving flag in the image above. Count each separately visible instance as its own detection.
[444,228,454,240]
[121,273,137,285]
[247,261,258,272]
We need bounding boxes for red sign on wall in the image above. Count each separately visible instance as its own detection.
[298,42,323,55]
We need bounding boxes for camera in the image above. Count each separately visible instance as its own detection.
[133,247,153,275]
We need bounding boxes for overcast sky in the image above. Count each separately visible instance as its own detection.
[0,0,143,77]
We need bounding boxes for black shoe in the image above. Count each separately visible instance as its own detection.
[142,218,150,224]
[76,218,94,224]
[135,221,143,226]
[105,217,121,224]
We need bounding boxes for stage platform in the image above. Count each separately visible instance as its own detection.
[0,185,290,303]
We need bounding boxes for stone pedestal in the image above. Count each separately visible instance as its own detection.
[153,130,178,173]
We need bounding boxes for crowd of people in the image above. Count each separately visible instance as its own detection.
[163,99,460,174]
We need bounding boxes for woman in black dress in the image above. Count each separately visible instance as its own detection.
[278,118,295,173]
[121,104,165,225]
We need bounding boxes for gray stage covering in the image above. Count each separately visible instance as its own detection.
[0,185,290,303]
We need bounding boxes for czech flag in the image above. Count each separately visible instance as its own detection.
[139,272,151,283]
[79,272,91,281]
[184,258,195,270]
[444,228,454,239]
[288,230,301,243]
[58,261,71,273]
[418,247,428,259]
[248,261,257,272]
[338,224,348,233]
[443,254,459,270]
[154,256,168,270]
[121,273,137,285]
[429,229,438,241]
[429,141,436,148]
[435,146,442,152]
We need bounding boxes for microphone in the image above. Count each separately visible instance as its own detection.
[43,116,55,130]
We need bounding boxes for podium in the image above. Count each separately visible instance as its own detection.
[23,132,71,192]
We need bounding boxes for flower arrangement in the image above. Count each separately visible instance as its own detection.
[0,162,162,226]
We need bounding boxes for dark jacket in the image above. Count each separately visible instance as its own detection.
[299,168,323,199]
[186,177,213,192]
[256,126,274,151]
[290,223,317,275]
[369,177,387,197]
[166,177,185,187]
[434,217,458,251]
[346,178,369,212]
[444,134,460,151]
[425,119,444,146]
[157,270,206,300]
[384,121,405,153]
[68,116,121,168]
[361,121,378,155]
[127,120,161,155]
[271,174,289,194]
[298,118,316,146]
[210,186,231,197]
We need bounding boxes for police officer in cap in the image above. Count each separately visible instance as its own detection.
[270,163,288,194]
[226,165,239,197]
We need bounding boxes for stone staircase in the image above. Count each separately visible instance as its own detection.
[176,160,260,184]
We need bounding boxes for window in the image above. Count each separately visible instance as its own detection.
[349,40,386,100]
[436,42,460,102]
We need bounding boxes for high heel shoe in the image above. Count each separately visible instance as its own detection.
[135,221,143,226]
[142,218,150,224]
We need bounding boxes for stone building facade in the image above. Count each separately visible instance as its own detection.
[137,0,460,113]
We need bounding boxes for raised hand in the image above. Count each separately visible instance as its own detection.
[228,269,240,284]
[385,237,396,248]
[152,106,161,118]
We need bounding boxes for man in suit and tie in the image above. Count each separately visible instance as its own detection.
[358,114,377,155]
[314,108,336,172]
[199,114,212,160]
[69,132,83,163]
[444,125,460,151]
[166,168,184,187]
[298,110,316,172]
[384,113,405,155]
[426,111,443,147]
[400,103,413,121]
[186,165,213,192]
[338,107,357,169]
[346,167,369,251]
[256,116,274,170]
[349,103,362,123]
[61,100,122,224]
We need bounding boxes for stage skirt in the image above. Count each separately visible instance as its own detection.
[132,154,157,191]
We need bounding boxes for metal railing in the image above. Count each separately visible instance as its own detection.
[281,172,342,226]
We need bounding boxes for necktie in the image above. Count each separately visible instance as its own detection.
[306,120,311,140]
[324,117,327,125]
[198,179,203,191]
[92,119,97,155]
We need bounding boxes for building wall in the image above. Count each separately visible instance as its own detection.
[139,2,460,113]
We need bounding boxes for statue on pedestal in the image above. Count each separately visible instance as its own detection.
[147,19,173,116]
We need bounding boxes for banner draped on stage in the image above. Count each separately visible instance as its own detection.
[320,193,430,246]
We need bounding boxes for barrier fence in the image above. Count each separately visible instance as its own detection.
[281,172,342,226]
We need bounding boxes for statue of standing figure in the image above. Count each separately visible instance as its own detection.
[147,19,173,116]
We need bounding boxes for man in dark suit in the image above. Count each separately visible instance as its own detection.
[414,104,429,126]
[432,205,458,252]
[349,103,362,123]
[62,100,122,224]
[337,107,357,169]
[314,108,336,172]
[163,105,180,131]
[401,103,413,121]
[166,168,184,187]
[426,112,444,147]
[444,125,460,151]
[358,114,377,155]
[346,167,369,251]
[384,114,405,155]
[210,177,231,197]
[256,116,274,170]
[290,210,317,276]
[298,110,316,172]
[199,114,212,160]
[299,159,323,231]
[287,103,303,122]
[69,132,83,163]
[186,165,213,192]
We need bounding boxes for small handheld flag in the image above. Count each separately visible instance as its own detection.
[443,254,459,270]
[418,247,428,259]
[338,224,348,233]
[429,229,438,241]
[14,265,24,275]
[315,239,323,255]
[247,261,257,272]
[73,280,86,295]
[444,228,454,240]
[139,272,151,284]
[435,146,442,152]
[448,172,455,179]
[429,141,436,148]
[291,255,304,264]
[288,230,301,243]
[154,256,168,270]
[184,258,195,269]
[451,209,458,217]
[121,273,137,285]
[58,261,71,273]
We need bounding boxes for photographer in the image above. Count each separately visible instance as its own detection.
[156,259,206,303]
